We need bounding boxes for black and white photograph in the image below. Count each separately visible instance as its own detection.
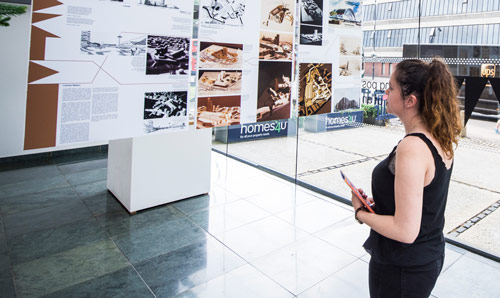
[200,0,246,26]
[257,61,292,122]
[146,35,190,75]
[259,31,293,61]
[300,25,323,46]
[339,36,361,56]
[197,95,241,128]
[136,0,178,9]
[261,0,295,32]
[333,87,360,112]
[339,56,361,78]
[300,0,323,26]
[198,70,242,96]
[80,31,146,56]
[144,119,187,133]
[143,91,187,119]
[298,63,332,116]
[199,42,243,69]
[328,0,361,26]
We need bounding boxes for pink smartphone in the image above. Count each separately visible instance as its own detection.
[340,170,374,213]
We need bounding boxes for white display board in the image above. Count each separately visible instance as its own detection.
[196,0,296,128]
[297,0,362,116]
[24,0,194,150]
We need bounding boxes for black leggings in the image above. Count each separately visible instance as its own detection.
[369,254,444,298]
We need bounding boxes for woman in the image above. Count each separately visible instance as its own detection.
[353,59,462,298]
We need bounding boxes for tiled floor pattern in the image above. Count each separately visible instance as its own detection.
[0,152,499,297]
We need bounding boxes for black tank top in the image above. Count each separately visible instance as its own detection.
[363,133,453,266]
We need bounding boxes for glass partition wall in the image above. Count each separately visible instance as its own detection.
[210,0,500,260]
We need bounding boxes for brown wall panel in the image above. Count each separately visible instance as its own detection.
[24,84,59,150]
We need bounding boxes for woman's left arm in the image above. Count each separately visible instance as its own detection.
[356,137,431,243]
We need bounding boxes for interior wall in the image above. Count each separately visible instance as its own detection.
[0,4,106,158]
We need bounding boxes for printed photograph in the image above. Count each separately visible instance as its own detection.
[256,61,292,122]
[329,0,361,26]
[259,31,293,61]
[197,95,241,128]
[143,91,187,119]
[339,36,361,56]
[126,0,193,13]
[198,70,242,96]
[260,0,295,32]
[298,63,332,116]
[144,119,187,133]
[199,42,243,69]
[200,0,246,26]
[333,87,360,112]
[80,31,146,56]
[146,35,190,75]
[339,56,361,78]
[300,25,323,46]
[300,0,323,26]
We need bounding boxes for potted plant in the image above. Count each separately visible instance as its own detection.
[361,104,378,124]
[0,3,27,27]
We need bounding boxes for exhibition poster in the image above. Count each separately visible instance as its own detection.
[25,0,194,150]
[297,0,362,117]
[196,0,296,128]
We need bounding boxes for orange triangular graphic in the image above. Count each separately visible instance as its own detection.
[30,26,60,61]
[32,13,61,24]
[28,61,59,83]
[33,0,63,12]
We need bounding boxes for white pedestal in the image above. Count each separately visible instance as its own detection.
[107,129,212,213]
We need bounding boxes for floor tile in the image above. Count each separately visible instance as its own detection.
[8,218,109,265]
[314,217,370,258]
[113,217,208,264]
[65,168,107,186]
[0,165,61,186]
[171,187,241,215]
[82,191,126,216]
[251,236,357,295]
[135,236,245,298]
[58,159,108,175]
[176,264,294,298]
[52,152,107,165]
[0,271,16,298]
[298,259,369,298]
[0,250,10,271]
[73,180,107,199]
[0,159,52,172]
[3,200,94,239]
[187,199,271,234]
[41,266,153,298]
[14,240,129,298]
[0,175,69,199]
[216,216,309,261]
[97,205,183,237]
[0,187,80,217]
[244,186,315,215]
[432,253,500,298]
[276,199,352,233]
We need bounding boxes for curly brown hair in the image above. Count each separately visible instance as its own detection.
[395,58,462,158]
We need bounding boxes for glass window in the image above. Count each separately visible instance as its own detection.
[452,0,459,14]
[487,24,493,44]
[438,0,445,16]
[481,24,488,44]
[457,26,463,44]
[466,1,472,13]
[472,25,478,44]
[494,24,500,44]
[444,0,451,14]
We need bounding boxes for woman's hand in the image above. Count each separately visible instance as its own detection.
[351,188,375,210]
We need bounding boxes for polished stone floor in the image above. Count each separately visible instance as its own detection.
[0,151,499,297]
